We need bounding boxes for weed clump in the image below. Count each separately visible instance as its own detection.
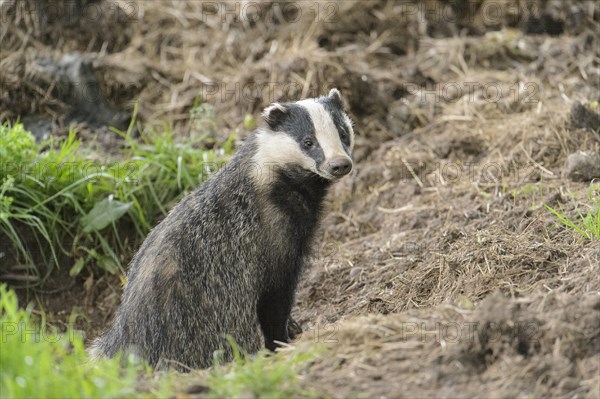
[0,120,226,285]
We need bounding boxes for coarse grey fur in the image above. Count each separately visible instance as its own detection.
[89,89,354,370]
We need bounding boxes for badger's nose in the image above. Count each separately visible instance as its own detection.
[327,157,353,177]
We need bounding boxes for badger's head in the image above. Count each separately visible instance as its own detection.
[253,89,355,183]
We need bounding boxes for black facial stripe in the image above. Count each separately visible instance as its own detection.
[275,103,325,166]
[319,98,352,152]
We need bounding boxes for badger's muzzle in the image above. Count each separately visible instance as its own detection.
[325,157,353,177]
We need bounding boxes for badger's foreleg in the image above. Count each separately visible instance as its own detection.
[257,287,295,350]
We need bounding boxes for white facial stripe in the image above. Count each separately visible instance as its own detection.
[252,130,317,186]
[343,113,355,150]
[297,99,349,160]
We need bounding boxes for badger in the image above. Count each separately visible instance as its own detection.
[89,89,355,369]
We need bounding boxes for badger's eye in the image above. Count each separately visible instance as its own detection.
[303,138,313,148]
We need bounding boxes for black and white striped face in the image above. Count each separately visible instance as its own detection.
[254,89,354,182]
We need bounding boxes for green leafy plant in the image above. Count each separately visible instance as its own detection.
[0,114,229,285]
[0,123,37,165]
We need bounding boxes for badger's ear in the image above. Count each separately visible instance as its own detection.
[262,103,287,130]
[328,88,344,109]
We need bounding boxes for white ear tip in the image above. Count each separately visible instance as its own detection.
[270,103,286,112]
[262,103,286,117]
[328,89,344,107]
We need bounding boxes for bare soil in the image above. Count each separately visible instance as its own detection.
[2,1,599,397]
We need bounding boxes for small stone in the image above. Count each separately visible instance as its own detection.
[465,210,483,220]
[570,102,600,133]
[349,267,363,277]
[563,152,600,181]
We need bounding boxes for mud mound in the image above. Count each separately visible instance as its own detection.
[297,291,600,398]
[290,6,599,393]
[454,292,600,384]
[296,79,600,325]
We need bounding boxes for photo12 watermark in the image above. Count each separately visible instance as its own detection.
[1,161,141,186]
[1,0,139,24]
[0,320,541,346]
[405,82,540,104]
[396,1,553,25]
[200,1,339,24]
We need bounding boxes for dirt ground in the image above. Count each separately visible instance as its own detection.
[2,0,599,398]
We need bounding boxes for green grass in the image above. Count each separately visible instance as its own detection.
[0,108,229,285]
[545,187,600,240]
[0,284,173,398]
[207,337,319,398]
